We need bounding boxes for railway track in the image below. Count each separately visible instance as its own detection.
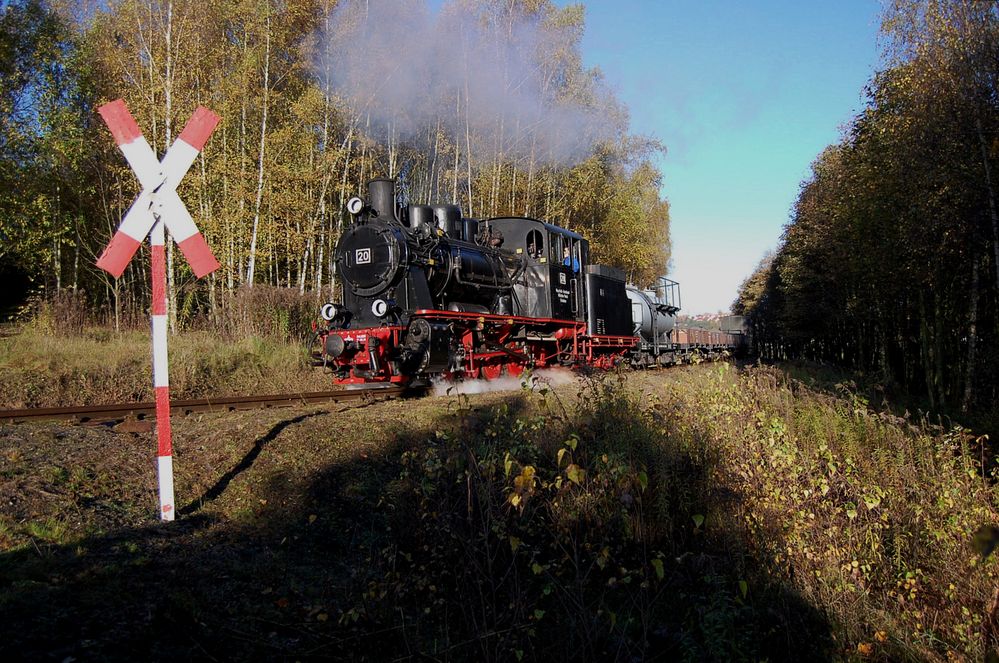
[0,385,419,424]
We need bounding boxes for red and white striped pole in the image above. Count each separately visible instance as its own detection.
[95,99,220,521]
[150,215,175,519]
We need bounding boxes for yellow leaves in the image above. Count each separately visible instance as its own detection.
[565,463,585,486]
[596,546,610,569]
[509,464,537,508]
[857,641,873,656]
[514,465,537,491]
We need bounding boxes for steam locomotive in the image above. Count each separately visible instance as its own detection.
[313,178,741,385]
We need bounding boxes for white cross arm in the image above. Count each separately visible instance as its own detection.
[96,100,221,278]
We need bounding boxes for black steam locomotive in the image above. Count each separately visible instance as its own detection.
[315,178,736,385]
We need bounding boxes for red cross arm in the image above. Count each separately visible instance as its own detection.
[95,100,160,277]
[164,107,221,278]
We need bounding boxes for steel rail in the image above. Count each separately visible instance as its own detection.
[0,386,416,424]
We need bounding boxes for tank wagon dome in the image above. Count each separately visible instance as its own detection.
[626,283,677,344]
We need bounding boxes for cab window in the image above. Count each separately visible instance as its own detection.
[526,229,544,260]
[549,233,563,264]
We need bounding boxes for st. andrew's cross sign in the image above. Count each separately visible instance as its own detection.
[96,99,221,521]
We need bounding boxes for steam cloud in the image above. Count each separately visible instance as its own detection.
[315,0,620,166]
[431,368,579,397]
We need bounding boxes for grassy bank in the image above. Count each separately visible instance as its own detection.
[0,327,329,408]
[662,364,996,660]
[0,364,995,660]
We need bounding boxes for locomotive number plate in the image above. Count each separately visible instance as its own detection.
[355,248,371,264]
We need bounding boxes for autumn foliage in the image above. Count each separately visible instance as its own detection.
[735,0,999,416]
[0,0,671,327]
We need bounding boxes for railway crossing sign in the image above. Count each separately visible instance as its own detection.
[96,98,221,521]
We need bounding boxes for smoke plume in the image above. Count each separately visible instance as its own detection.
[315,0,621,167]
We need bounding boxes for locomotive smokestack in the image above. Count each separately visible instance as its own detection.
[368,178,397,222]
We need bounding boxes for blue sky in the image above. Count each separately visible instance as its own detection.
[576,0,883,312]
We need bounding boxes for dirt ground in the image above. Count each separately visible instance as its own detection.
[0,373,595,661]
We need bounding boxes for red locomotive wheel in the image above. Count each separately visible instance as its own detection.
[481,364,503,380]
[506,363,524,377]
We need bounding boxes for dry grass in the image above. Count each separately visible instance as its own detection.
[0,286,329,408]
[0,327,329,408]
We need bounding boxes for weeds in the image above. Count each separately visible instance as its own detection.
[0,285,329,407]
[344,372,824,660]
[663,363,999,661]
[334,365,999,660]
[0,363,995,661]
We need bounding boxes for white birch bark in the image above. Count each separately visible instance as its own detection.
[245,11,271,287]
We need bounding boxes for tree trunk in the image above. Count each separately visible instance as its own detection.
[962,249,980,414]
[464,81,473,215]
[246,12,271,287]
[72,216,80,290]
[919,290,936,410]
[452,93,459,202]
[164,0,178,331]
[976,117,999,294]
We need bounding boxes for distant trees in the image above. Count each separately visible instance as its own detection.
[0,0,671,323]
[0,0,86,293]
[735,0,999,413]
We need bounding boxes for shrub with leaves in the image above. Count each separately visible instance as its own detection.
[345,373,812,661]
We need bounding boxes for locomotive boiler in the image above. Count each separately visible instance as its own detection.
[331,178,523,328]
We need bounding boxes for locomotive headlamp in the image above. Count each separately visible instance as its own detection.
[320,303,350,327]
[371,299,388,318]
[347,196,365,215]
[322,302,351,322]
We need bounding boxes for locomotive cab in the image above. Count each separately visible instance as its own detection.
[486,218,588,321]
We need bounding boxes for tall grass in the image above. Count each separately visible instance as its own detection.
[15,285,321,342]
[0,329,328,407]
[0,286,329,407]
